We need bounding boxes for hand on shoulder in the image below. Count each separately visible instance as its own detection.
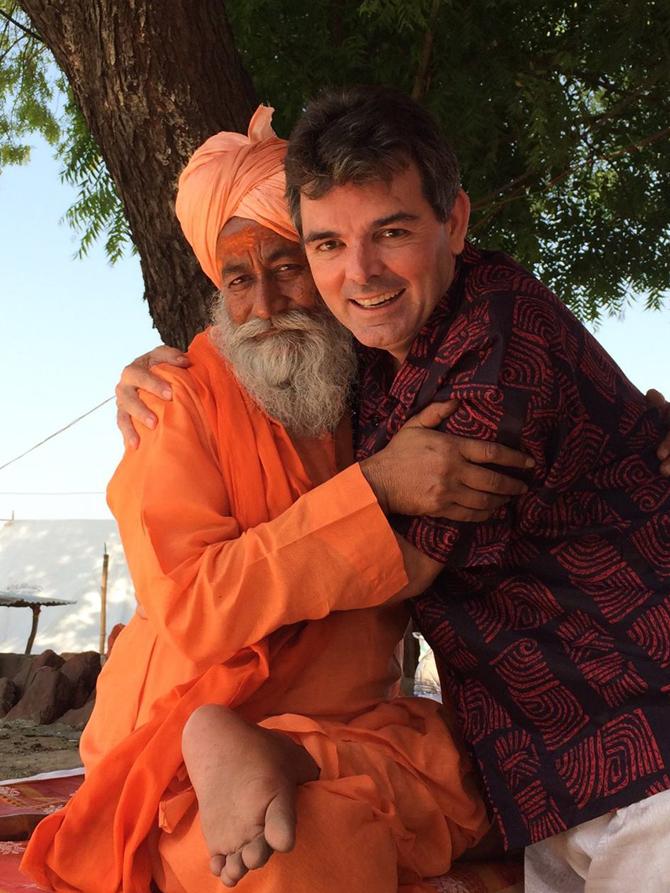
[115,345,190,448]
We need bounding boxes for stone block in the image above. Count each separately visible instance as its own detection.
[107,623,125,656]
[0,677,19,716]
[12,649,64,697]
[5,666,73,724]
[60,652,101,709]
[0,654,31,679]
[58,696,95,730]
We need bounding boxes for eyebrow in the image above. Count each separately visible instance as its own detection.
[221,260,249,277]
[221,245,304,278]
[303,212,420,244]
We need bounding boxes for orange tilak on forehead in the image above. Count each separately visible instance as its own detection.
[218,227,260,256]
[216,223,283,262]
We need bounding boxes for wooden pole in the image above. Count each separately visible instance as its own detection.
[24,604,41,655]
[99,543,109,654]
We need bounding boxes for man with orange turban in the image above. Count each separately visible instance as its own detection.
[21,108,531,893]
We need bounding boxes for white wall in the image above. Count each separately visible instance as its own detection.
[0,520,135,654]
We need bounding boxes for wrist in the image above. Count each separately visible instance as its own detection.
[359,457,391,514]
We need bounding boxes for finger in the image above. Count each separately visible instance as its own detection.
[402,400,460,430]
[657,435,670,463]
[460,464,529,496]
[458,439,535,469]
[118,367,173,400]
[241,834,274,871]
[117,409,139,450]
[219,851,247,887]
[438,505,501,522]
[115,384,159,428]
[645,388,666,408]
[450,487,511,512]
[660,457,670,478]
[146,345,191,368]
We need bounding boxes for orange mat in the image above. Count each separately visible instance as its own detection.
[0,772,82,893]
[0,771,522,893]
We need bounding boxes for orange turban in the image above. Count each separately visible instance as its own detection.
[175,106,298,288]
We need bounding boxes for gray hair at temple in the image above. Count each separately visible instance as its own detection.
[284,85,461,234]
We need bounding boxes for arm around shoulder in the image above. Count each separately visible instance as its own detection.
[109,374,408,667]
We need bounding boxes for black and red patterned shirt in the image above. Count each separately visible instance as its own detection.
[355,242,670,851]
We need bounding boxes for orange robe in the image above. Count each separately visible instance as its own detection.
[22,331,487,893]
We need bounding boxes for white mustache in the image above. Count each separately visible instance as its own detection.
[210,298,357,437]
[230,310,326,345]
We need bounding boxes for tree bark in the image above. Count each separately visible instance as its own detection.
[18,0,258,347]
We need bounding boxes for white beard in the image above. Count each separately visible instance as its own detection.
[210,297,357,437]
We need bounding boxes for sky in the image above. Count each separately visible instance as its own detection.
[1,138,155,522]
[1,137,669,522]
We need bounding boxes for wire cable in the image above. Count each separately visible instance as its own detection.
[0,491,105,496]
[0,396,114,473]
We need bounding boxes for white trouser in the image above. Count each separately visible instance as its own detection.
[524,787,670,892]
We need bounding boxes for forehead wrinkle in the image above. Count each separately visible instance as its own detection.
[219,239,303,277]
[217,226,282,276]
[372,212,420,228]
[217,228,259,257]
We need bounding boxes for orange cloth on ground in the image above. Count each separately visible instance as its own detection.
[152,703,485,893]
[22,332,487,892]
[175,105,296,287]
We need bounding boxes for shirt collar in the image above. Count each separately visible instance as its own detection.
[385,241,479,406]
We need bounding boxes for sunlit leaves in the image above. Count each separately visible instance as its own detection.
[0,3,130,262]
[58,94,131,263]
[0,0,58,166]
[3,0,670,313]
[225,0,670,318]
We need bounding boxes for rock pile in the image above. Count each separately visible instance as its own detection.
[0,650,101,729]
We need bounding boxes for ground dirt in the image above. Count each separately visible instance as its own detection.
[0,720,81,780]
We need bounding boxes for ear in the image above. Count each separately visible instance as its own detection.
[445,189,470,255]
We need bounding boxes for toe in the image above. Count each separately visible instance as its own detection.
[241,834,274,870]
[264,786,297,854]
[220,851,248,888]
[210,853,225,877]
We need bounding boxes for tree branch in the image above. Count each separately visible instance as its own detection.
[607,124,670,159]
[473,67,668,214]
[471,168,535,210]
[471,123,670,234]
[0,7,43,42]
[574,69,665,131]
[0,33,24,65]
[411,0,440,102]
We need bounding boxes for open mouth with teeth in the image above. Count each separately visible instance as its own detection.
[351,288,404,310]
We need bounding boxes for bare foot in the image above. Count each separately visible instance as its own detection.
[182,705,319,887]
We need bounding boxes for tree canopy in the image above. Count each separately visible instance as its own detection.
[2,0,669,337]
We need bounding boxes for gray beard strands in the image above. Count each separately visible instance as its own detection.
[211,299,357,437]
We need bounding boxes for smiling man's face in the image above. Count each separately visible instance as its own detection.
[300,162,470,367]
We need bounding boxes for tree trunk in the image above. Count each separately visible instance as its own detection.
[19,0,258,348]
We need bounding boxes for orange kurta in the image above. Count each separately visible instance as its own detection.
[22,331,487,893]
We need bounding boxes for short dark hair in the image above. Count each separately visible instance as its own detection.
[285,85,461,234]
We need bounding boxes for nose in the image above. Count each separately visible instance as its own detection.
[345,242,384,285]
[250,275,289,320]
